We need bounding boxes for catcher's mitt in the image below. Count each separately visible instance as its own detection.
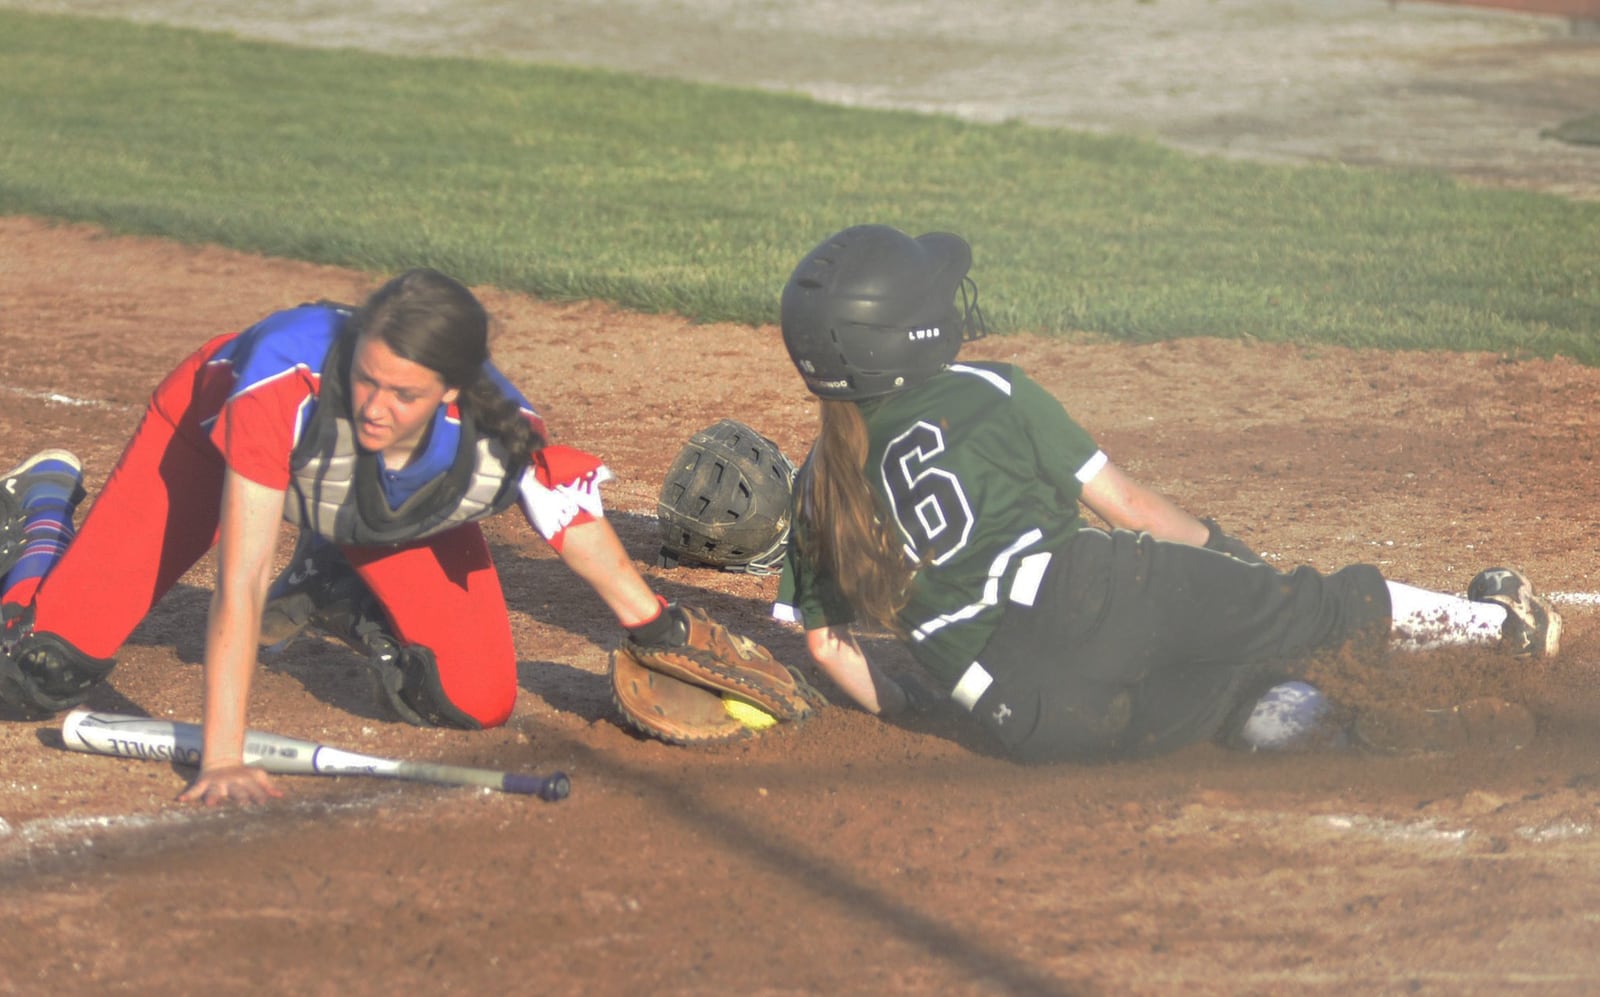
[611,605,824,746]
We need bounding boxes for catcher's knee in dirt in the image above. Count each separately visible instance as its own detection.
[0,629,116,717]
[367,642,481,730]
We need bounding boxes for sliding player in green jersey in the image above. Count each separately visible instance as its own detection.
[772,225,1559,760]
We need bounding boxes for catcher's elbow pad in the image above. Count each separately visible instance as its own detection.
[0,630,116,717]
[368,643,481,731]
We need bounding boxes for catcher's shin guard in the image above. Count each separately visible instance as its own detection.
[368,643,481,730]
[262,552,480,730]
[0,627,115,718]
[260,534,377,648]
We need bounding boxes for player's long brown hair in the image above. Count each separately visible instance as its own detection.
[800,398,915,632]
[349,268,545,461]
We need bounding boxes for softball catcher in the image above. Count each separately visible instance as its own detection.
[771,225,1560,761]
[0,268,791,804]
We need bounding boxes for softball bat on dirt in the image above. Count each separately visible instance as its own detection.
[59,709,571,801]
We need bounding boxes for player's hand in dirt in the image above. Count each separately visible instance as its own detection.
[876,671,944,719]
[871,675,912,718]
[178,763,284,807]
[1201,517,1266,565]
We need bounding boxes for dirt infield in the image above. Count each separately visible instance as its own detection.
[2,2,1600,993]
[3,216,1600,993]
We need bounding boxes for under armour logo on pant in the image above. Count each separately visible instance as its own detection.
[285,560,320,586]
[992,702,1012,725]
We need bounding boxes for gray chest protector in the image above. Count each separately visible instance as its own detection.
[283,335,526,546]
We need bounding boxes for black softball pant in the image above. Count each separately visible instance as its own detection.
[966,528,1391,762]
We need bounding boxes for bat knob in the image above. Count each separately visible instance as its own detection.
[542,773,572,802]
[504,771,571,801]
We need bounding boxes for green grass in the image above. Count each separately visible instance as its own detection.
[1545,113,1600,147]
[2,10,1596,360]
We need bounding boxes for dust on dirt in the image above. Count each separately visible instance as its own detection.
[3,1,1600,992]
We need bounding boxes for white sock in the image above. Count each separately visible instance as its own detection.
[1386,580,1505,649]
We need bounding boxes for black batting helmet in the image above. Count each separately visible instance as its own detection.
[780,224,987,401]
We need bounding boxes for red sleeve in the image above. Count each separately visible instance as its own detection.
[531,445,605,491]
[519,445,612,552]
[209,371,319,489]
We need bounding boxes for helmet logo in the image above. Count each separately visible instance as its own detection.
[908,326,942,341]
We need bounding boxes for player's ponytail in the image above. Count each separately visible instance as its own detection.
[800,399,914,632]
[350,268,544,461]
[460,376,545,461]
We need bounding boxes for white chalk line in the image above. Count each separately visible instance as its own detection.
[1548,592,1600,607]
[1183,806,1595,851]
[0,385,135,412]
[0,810,192,847]
[0,791,417,871]
[1317,812,1595,847]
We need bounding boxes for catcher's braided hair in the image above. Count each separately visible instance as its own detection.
[800,398,914,633]
[349,268,545,459]
[458,375,545,459]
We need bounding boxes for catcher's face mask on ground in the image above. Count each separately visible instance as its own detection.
[657,419,796,574]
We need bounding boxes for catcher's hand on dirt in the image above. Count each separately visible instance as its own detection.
[610,605,825,746]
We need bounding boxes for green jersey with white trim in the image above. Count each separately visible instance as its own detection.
[775,362,1103,684]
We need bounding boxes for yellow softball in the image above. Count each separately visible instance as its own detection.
[723,696,778,731]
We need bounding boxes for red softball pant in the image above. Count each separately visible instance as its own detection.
[30,339,521,727]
